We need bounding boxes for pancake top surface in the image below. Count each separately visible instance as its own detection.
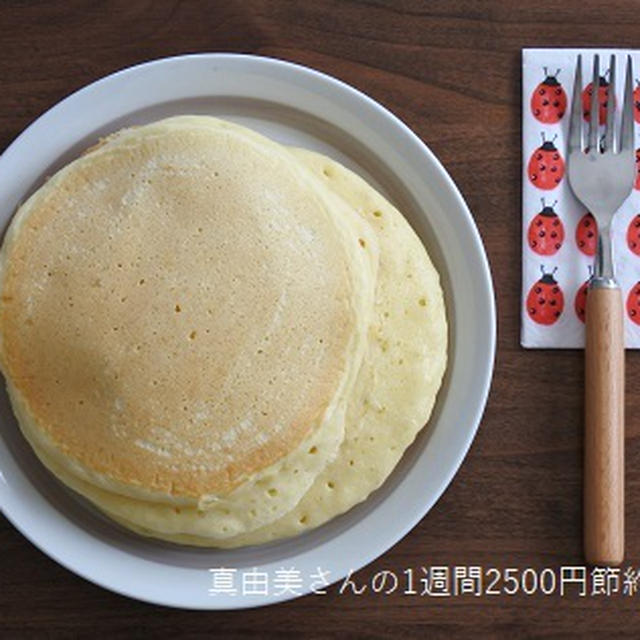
[0,118,361,497]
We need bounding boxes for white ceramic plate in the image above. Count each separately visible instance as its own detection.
[0,54,495,609]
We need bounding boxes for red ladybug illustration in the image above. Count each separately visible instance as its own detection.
[531,68,567,124]
[526,266,564,325]
[527,133,565,190]
[633,79,640,124]
[582,71,612,125]
[635,148,640,190]
[576,212,598,256]
[575,277,590,324]
[627,214,640,256]
[527,198,565,255]
[627,282,640,325]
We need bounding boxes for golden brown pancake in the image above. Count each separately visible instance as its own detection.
[0,117,377,518]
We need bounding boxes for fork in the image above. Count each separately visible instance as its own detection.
[567,53,635,566]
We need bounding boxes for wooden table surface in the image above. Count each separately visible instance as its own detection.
[2,1,640,637]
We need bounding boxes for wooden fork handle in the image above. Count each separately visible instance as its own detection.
[584,285,625,566]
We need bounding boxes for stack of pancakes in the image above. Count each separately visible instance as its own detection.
[0,116,447,547]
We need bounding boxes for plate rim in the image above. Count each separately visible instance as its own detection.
[0,52,496,610]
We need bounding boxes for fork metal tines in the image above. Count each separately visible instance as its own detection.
[567,53,635,286]
[568,53,634,156]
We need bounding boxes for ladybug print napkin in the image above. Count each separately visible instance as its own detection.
[522,48,640,348]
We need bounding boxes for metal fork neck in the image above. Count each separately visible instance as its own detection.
[591,224,618,288]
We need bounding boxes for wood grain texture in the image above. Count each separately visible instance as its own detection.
[2,0,640,637]
[584,286,625,566]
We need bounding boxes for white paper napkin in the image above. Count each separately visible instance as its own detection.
[522,48,640,348]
